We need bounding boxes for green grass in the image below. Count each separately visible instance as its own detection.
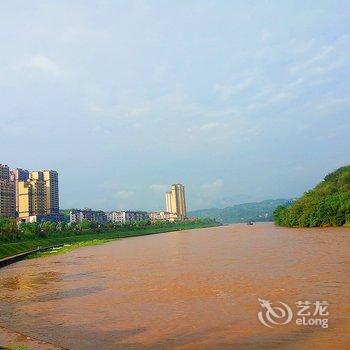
[0,222,218,260]
[29,239,114,259]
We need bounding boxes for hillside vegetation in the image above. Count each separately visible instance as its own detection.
[189,199,290,224]
[274,165,350,227]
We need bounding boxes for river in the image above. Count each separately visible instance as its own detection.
[0,223,349,349]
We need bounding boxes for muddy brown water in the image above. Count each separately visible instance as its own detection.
[0,223,349,349]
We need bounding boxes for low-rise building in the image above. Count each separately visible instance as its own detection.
[149,211,178,222]
[108,210,149,224]
[70,209,107,224]
[20,214,63,223]
[107,211,123,223]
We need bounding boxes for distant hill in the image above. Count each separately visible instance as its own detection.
[274,165,350,227]
[189,199,291,224]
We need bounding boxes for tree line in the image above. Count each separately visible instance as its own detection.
[0,217,218,241]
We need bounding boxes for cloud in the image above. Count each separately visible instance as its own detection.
[202,179,224,197]
[314,96,350,113]
[26,55,64,76]
[116,190,134,199]
[266,91,295,105]
[199,122,223,130]
[191,179,225,209]
[126,105,151,117]
[85,102,151,121]
[61,26,110,42]
[289,46,334,75]
[289,35,350,77]
[260,29,271,42]
[87,102,105,113]
[214,78,254,101]
[149,184,168,193]
[84,87,200,126]
[244,90,295,113]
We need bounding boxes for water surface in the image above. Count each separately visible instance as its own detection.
[0,223,349,349]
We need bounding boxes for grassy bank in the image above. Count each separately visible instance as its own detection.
[274,165,350,227]
[0,220,218,260]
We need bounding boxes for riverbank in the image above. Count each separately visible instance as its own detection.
[0,220,219,261]
[274,165,350,228]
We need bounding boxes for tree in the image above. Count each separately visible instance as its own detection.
[0,218,19,238]
[79,219,92,231]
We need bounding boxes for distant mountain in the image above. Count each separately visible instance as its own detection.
[189,199,291,224]
[274,165,350,227]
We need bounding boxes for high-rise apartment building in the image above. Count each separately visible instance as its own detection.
[0,164,10,180]
[43,170,59,215]
[1,163,60,221]
[0,164,15,218]
[29,171,46,216]
[11,168,29,216]
[17,181,32,218]
[165,184,187,219]
[18,171,46,218]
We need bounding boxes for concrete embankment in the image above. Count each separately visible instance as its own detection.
[0,245,63,269]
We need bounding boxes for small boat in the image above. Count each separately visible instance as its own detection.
[246,221,254,225]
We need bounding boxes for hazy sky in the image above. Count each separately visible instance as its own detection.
[1,1,349,211]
